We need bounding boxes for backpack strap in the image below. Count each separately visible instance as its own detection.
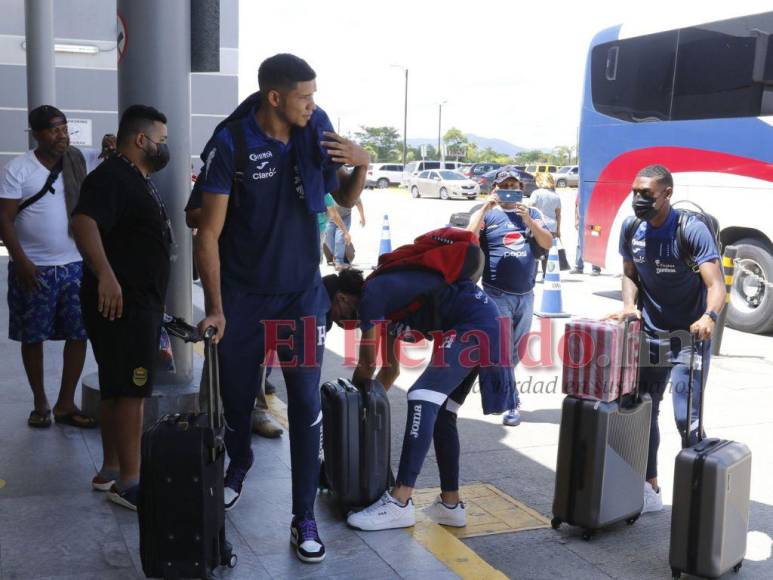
[227,119,247,208]
[17,161,63,215]
[622,215,641,260]
[675,209,700,273]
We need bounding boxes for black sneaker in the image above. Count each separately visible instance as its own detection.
[224,459,252,512]
[290,516,326,563]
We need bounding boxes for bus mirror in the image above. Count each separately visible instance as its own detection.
[752,30,772,84]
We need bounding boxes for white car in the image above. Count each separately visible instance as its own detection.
[409,170,480,200]
[554,165,579,188]
[365,163,404,188]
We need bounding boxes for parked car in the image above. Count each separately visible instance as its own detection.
[477,166,536,196]
[365,163,404,188]
[409,170,480,200]
[401,160,465,186]
[457,163,474,177]
[525,164,558,177]
[467,162,504,182]
[554,165,579,188]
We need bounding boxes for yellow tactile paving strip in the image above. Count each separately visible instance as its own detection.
[413,483,551,539]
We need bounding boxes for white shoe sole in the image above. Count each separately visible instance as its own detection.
[347,515,416,531]
[424,512,466,527]
[92,480,114,492]
[107,491,137,512]
[224,491,242,512]
[290,531,326,563]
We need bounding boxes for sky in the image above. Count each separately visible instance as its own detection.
[239,0,771,150]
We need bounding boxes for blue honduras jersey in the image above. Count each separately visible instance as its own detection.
[619,208,719,336]
[480,208,543,294]
[199,107,338,293]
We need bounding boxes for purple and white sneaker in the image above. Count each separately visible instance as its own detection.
[290,516,326,563]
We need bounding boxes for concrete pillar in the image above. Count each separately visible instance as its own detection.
[24,0,56,147]
[117,0,193,384]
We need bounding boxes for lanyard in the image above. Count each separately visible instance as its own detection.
[115,154,177,252]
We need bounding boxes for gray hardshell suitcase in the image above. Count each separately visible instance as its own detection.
[551,318,652,540]
[669,338,751,579]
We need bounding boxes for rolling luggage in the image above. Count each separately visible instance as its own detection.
[552,317,652,540]
[669,337,751,580]
[139,319,237,579]
[321,378,391,515]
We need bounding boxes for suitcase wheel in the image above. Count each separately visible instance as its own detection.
[227,553,238,569]
[733,562,743,574]
[550,517,561,530]
[671,568,681,579]
[625,514,639,526]
[581,529,593,541]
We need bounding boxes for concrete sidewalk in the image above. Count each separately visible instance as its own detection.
[1,239,772,578]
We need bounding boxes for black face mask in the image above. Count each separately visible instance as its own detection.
[143,138,170,173]
[632,194,658,221]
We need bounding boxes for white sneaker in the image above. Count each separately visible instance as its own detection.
[502,408,521,426]
[347,492,416,531]
[642,482,663,514]
[423,495,466,527]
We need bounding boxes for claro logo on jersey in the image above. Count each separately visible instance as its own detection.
[503,231,528,258]
[250,151,277,180]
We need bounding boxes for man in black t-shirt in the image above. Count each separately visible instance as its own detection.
[71,105,171,511]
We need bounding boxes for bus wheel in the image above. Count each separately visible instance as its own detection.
[726,238,773,334]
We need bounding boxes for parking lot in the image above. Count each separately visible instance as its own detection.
[1,186,771,579]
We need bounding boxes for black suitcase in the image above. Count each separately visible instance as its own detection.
[552,318,652,540]
[669,337,752,579]
[139,321,237,579]
[321,378,391,515]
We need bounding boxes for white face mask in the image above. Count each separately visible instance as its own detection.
[501,207,518,213]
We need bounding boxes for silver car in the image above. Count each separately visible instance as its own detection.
[409,170,480,200]
[555,165,579,188]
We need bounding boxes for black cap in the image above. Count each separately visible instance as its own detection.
[28,105,67,132]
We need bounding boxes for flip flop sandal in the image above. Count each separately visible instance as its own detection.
[28,409,52,428]
[54,411,97,429]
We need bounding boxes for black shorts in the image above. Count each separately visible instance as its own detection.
[82,303,162,400]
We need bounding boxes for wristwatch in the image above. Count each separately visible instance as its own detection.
[704,310,718,323]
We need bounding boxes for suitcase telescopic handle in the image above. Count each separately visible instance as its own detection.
[684,333,706,448]
[616,315,641,406]
[204,327,224,440]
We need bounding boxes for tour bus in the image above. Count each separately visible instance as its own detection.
[578,10,773,334]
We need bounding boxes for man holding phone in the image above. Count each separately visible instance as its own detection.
[467,169,553,426]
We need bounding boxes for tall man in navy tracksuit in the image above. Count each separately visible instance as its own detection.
[608,165,725,514]
[196,53,368,564]
[323,266,515,531]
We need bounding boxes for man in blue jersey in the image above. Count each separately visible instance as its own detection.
[195,53,369,563]
[608,165,725,514]
[467,170,553,427]
[324,265,515,531]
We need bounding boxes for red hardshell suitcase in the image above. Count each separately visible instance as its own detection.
[561,318,641,402]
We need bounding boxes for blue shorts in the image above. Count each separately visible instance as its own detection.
[7,260,87,343]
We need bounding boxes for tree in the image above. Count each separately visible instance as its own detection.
[552,145,575,165]
[443,127,468,159]
[353,126,402,162]
[513,149,546,165]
